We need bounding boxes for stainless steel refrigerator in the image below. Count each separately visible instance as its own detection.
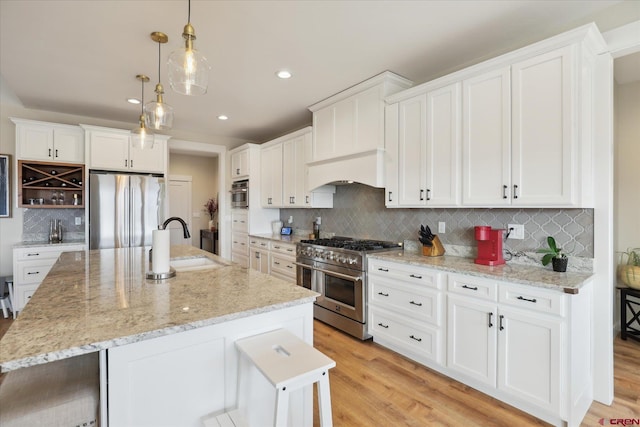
[89,172,165,249]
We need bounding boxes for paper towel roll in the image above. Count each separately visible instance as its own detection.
[152,229,171,274]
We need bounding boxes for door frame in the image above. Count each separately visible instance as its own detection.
[168,175,193,246]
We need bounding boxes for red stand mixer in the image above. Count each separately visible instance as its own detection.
[474,226,505,266]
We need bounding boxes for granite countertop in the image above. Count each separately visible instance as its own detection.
[249,233,305,244]
[0,245,318,373]
[13,240,86,248]
[368,251,593,294]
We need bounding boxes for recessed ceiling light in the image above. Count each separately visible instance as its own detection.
[127,98,141,105]
[217,115,228,120]
[276,70,292,79]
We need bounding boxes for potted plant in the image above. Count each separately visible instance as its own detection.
[618,248,640,289]
[204,197,218,231]
[537,236,568,272]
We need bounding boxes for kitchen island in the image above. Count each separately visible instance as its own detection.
[0,245,318,426]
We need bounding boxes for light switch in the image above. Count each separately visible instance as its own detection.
[75,217,82,226]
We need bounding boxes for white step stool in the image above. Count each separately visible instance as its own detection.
[204,329,335,427]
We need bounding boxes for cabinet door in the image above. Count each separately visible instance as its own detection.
[283,135,308,207]
[53,127,84,163]
[17,124,54,161]
[426,82,461,206]
[260,143,283,207]
[447,294,497,387]
[384,103,399,207]
[249,248,270,274]
[397,94,427,206]
[511,46,575,206]
[497,307,561,413]
[462,67,511,206]
[130,139,164,173]
[231,149,249,179]
[312,107,335,161]
[89,131,130,171]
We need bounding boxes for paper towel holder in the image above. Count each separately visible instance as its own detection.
[146,267,176,280]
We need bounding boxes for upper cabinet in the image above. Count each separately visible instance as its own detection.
[260,127,335,209]
[12,118,84,164]
[230,148,250,181]
[385,24,605,208]
[387,82,461,207]
[83,126,167,174]
[307,72,413,189]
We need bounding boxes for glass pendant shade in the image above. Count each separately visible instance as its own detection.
[131,115,155,150]
[145,32,173,130]
[168,21,210,96]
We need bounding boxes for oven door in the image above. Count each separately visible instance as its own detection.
[315,265,365,323]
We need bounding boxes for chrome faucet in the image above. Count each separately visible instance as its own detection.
[161,217,191,239]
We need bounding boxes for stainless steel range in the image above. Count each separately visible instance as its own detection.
[295,237,401,340]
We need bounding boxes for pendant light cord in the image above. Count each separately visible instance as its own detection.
[140,78,145,115]
[158,41,161,83]
[188,0,191,23]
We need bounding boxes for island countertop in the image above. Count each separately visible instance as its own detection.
[368,251,593,294]
[0,245,318,373]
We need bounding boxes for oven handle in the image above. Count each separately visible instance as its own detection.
[294,262,362,282]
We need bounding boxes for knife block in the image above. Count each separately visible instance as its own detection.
[422,235,445,257]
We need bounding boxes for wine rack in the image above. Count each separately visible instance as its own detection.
[18,160,85,208]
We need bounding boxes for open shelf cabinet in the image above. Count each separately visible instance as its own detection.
[18,160,85,208]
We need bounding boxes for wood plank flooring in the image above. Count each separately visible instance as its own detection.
[0,316,637,425]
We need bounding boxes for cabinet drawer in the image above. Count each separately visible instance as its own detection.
[270,242,296,257]
[14,244,83,262]
[231,233,248,254]
[448,274,497,301]
[231,211,248,232]
[15,259,57,285]
[370,307,442,364]
[369,277,442,326]
[15,283,39,312]
[249,237,270,250]
[270,254,296,278]
[368,258,442,289]
[499,283,565,317]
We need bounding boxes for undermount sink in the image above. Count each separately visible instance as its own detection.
[170,257,226,272]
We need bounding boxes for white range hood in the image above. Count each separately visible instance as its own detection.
[306,148,386,190]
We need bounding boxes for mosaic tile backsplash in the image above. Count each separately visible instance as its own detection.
[23,208,85,242]
[281,184,594,257]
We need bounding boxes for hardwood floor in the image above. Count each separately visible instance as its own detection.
[312,320,640,427]
[0,316,637,425]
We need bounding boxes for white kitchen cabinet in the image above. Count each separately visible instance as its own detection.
[462,46,582,207]
[461,67,512,206]
[260,128,334,209]
[260,143,283,207]
[12,118,84,164]
[249,237,270,274]
[391,82,461,207]
[367,259,445,366]
[230,147,250,180]
[84,126,166,174]
[269,241,297,283]
[231,210,249,267]
[12,243,86,314]
[445,273,589,426]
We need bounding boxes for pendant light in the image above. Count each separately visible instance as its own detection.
[167,0,210,96]
[131,75,155,150]
[145,31,174,130]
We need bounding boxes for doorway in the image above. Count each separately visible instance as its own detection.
[168,176,193,246]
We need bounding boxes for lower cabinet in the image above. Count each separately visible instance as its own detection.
[249,237,270,274]
[367,259,593,427]
[368,259,445,366]
[12,243,86,313]
[231,210,249,268]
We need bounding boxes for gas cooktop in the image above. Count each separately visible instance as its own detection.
[299,237,401,252]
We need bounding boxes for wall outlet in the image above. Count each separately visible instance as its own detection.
[438,221,446,233]
[315,216,321,225]
[75,217,82,226]
[288,216,293,224]
[507,224,524,239]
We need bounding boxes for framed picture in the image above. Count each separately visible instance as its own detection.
[0,154,10,218]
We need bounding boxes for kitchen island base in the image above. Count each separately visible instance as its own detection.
[106,303,314,427]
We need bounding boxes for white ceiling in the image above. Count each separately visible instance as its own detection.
[1,1,638,145]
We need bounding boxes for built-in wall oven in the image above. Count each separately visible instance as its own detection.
[296,237,401,340]
[230,179,249,208]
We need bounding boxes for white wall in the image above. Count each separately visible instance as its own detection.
[614,81,640,254]
[169,153,219,249]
